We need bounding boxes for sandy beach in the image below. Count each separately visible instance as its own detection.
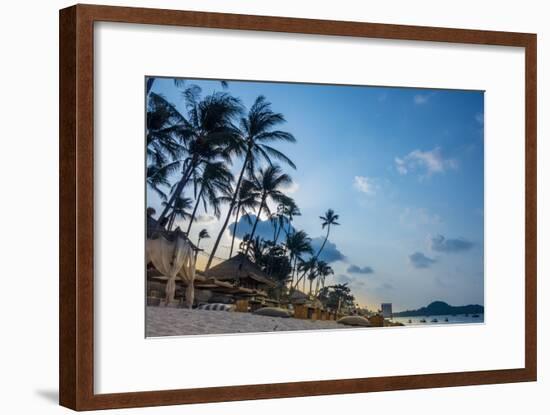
[146,306,348,337]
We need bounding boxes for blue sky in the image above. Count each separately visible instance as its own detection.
[148,77,484,312]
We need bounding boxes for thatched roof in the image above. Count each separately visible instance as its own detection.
[206,253,277,288]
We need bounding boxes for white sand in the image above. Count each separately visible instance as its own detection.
[146,306,348,337]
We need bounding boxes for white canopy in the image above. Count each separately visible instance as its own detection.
[146,234,196,308]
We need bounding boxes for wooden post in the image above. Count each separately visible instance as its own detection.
[235,299,249,312]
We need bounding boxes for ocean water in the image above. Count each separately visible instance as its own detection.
[392,314,484,326]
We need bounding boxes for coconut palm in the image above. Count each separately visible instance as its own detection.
[206,96,296,270]
[282,198,300,238]
[186,161,234,234]
[163,196,193,231]
[314,260,334,296]
[157,91,243,227]
[227,179,261,258]
[197,228,210,248]
[285,230,313,288]
[244,165,293,256]
[146,93,187,200]
[270,195,297,245]
[316,209,340,259]
[296,257,317,294]
[146,77,227,95]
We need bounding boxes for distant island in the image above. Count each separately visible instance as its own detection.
[393,301,484,317]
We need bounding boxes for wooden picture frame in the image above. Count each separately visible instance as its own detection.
[59,4,537,410]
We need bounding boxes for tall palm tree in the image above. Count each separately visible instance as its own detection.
[316,209,340,259]
[206,96,296,270]
[146,77,227,95]
[157,91,243,227]
[197,228,210,249]
[186,161,234,234]
[146,93,187,200]
[244,165,292,256]
[296,257,317,293]
[227,179,260,258]
[285,230,313,288]
[270,195,297,244]
[195,228,210,261]
[314,260,334,296]
[163,196,193,231]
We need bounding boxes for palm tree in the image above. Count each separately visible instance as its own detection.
[228,179,261,258]
[195,228,210,261]
[244,165,293,256]
[282,198,300,238]
[206,96,296,270]
[197,228,210,249]
[156,91,243,227]
[163,196,193,231]
[270,195,297,245]
[186,161,234,234]
[314,260,334,296]
[316,209,340,259]
[146,93,187,200]
[146,77,227,95]
[285,230,313,288]
[296,257,317,293]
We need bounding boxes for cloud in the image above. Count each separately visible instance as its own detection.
[228,215,293,244]
[310,237,346,263]
[414,94,429,105]
[430,234,474,253]
[279,181,300,195]
[347,264,374,274]
[408,252,436,269]
[475,112,484,125]
[195,214,217,224]
[336,274,365,287]
[395,147,458,177]
[353,176,377,195]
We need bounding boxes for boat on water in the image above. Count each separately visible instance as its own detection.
[472,314,480,318]
[444,317,449,322]
[430,318,438,323]
[420,318,427,323]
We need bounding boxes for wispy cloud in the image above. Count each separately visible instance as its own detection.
[347,264,374,274]
[336,274,366,287]
[475,112,484,125]
[395,147,458,177]
[280,181,300,195]
[430,234,474,253]
[400,207,441,228]
[353,176,378,195]
[414,94,430,105]
[408,252,437,269]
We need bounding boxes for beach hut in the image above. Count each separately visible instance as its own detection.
[206,253,278,311]
[206,253,277,292]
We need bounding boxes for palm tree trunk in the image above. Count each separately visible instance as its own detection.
[186,186,204,234]
[229,207,241,258]
[206,150,250,270]
[315,226,331,259]
[158,159,195,226]
[245,194,266,256]
[194,238,202,261]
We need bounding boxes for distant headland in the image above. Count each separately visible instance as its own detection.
[393,301,484,317]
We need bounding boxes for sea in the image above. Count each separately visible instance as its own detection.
[392,314,485,326]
